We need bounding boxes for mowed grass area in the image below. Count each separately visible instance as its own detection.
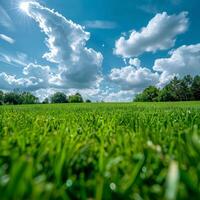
[0,102,200,200]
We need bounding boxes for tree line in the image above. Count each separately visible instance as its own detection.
[1,75,199,104]
[134,75,200,102]
[0,91,91,105]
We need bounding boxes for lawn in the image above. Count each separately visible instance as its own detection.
[0,102,200,199]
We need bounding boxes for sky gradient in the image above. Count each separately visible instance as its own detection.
[0,0,200,101]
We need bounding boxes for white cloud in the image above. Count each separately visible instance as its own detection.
[0,34,15,44]
[109,44,200,93]
[109,64,159,91]
[84,20,117,29]
[0,72,31,90]
[114,12,188,58]
[129,58,141,67]
[25,2,103,89]
[32,87,102,102]
[0,2,104,100]
[0,63,54,91]
[0,6,13,29]
[32,88,59,101]
[103,90,135,102]
[31,84,135,103]
[23,63,54,90]
[153,44,200,86]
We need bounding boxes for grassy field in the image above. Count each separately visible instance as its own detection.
[0,102,200,200]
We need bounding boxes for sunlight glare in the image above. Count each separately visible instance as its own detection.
[20,2,30,13]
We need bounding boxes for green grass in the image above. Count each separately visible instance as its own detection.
[0,102,200,200]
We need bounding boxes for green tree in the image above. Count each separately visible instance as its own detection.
[50,92,68,103]
[42,98,49,104]
[4,92,23,105]
[21,92,39,104]
[0,90,3,105]
[179,75,193,101]
[159,76,194,101]
[134,86,159,102]
[85,99,91,103]
[134,93,144,102]
[134,75,200,102]
[159,85,174,102]
[159,77,183,101]
[68,93,83,103]
[191,75,200,100]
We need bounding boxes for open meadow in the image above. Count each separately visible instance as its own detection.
[0,102,200,200]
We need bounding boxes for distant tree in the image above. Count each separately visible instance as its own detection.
[158,85,174,102]
[134,93,144,102]
[4,92,23,105]
[191,75,200,100]
[50,92,68,103]
[134,86,159,102]
[85,99,91,103]
[68,93,83,103]
[21,92,39,104]
[42,98,49,104]
[134,75,200,102]
[180,75,193,101]
[159,76,193,101]
[159,77,183,101]
[0,90,3,105]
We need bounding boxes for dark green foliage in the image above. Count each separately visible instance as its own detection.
[159,76,193,102]
[0,90,3,105]
[1,91,82,105]
[135,86,159,102]
[86,99,92,103]
[68,93,84,103]
[50,92,68,103]
[3,92,23,105]
[191,75,200,100]
[134,75,200,102]
[0,102,200,199]
[42,98,49,104]
[0,91,86,105]
[1,91,39,105]
[21,92,39,104]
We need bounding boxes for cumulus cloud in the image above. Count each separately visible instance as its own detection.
[109,44,200,93]
[153,44,200,86]
[25,1,103,89]
[0,34,15,44]
[23,63,54,90]
[129,58,141,67]
[84,20,117,29]
[32,87,133,102]
[0,72,32,90]
[0,1,104,102]
[109,59,159,91]
[68,87,134,102]
[103,90,134,102]
[114,12,188,58]
[0,63,54,91]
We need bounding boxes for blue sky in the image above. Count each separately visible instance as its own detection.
[0,0,200,101]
